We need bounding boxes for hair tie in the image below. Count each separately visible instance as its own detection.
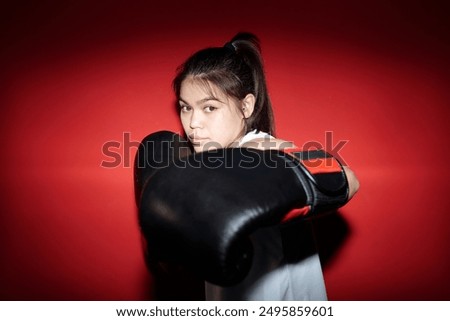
[224,42,236,52]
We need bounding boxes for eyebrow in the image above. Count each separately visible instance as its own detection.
[179,96,225,105]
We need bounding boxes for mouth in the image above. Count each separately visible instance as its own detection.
[188,135,209,145]
[190,140,208,147]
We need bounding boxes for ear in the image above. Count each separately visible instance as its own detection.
[241,94,255,118]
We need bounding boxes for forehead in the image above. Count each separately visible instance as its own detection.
[180,77,228,102]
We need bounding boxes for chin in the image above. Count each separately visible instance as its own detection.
[194,143,222,153]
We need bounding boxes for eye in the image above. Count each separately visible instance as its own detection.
[204,105,217,113]
[180,105,191,113]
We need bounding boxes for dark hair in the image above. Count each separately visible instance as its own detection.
[172,32,275,135]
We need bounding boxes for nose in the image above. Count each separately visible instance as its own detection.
[189,109,203,129]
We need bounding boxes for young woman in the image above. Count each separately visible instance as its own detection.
[169,32,359,300]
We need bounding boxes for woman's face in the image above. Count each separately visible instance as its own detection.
[179,77,246,153]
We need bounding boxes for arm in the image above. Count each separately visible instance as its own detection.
[242,137,360,201]
[343,166,360,200]
[138,132,357,286]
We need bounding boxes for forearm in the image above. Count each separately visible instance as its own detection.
[343,166,360,200]
[243,137,360,202]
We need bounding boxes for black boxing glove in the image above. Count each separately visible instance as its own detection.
[280,148,349,220]
[134,131,206,300]
[138,147,349,286]
[134,130,192,205]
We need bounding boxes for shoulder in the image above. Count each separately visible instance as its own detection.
[238,129,295,151]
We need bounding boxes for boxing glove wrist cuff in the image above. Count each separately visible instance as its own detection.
[282,149,349,215]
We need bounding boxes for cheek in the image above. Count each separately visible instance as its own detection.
[227,112,245,132]
[216,115,243,141]
[179,113,189,129]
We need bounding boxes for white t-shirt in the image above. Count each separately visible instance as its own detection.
[204,130,328,301]
[238,129,274,146]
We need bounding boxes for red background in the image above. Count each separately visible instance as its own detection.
[1,0,449,300]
